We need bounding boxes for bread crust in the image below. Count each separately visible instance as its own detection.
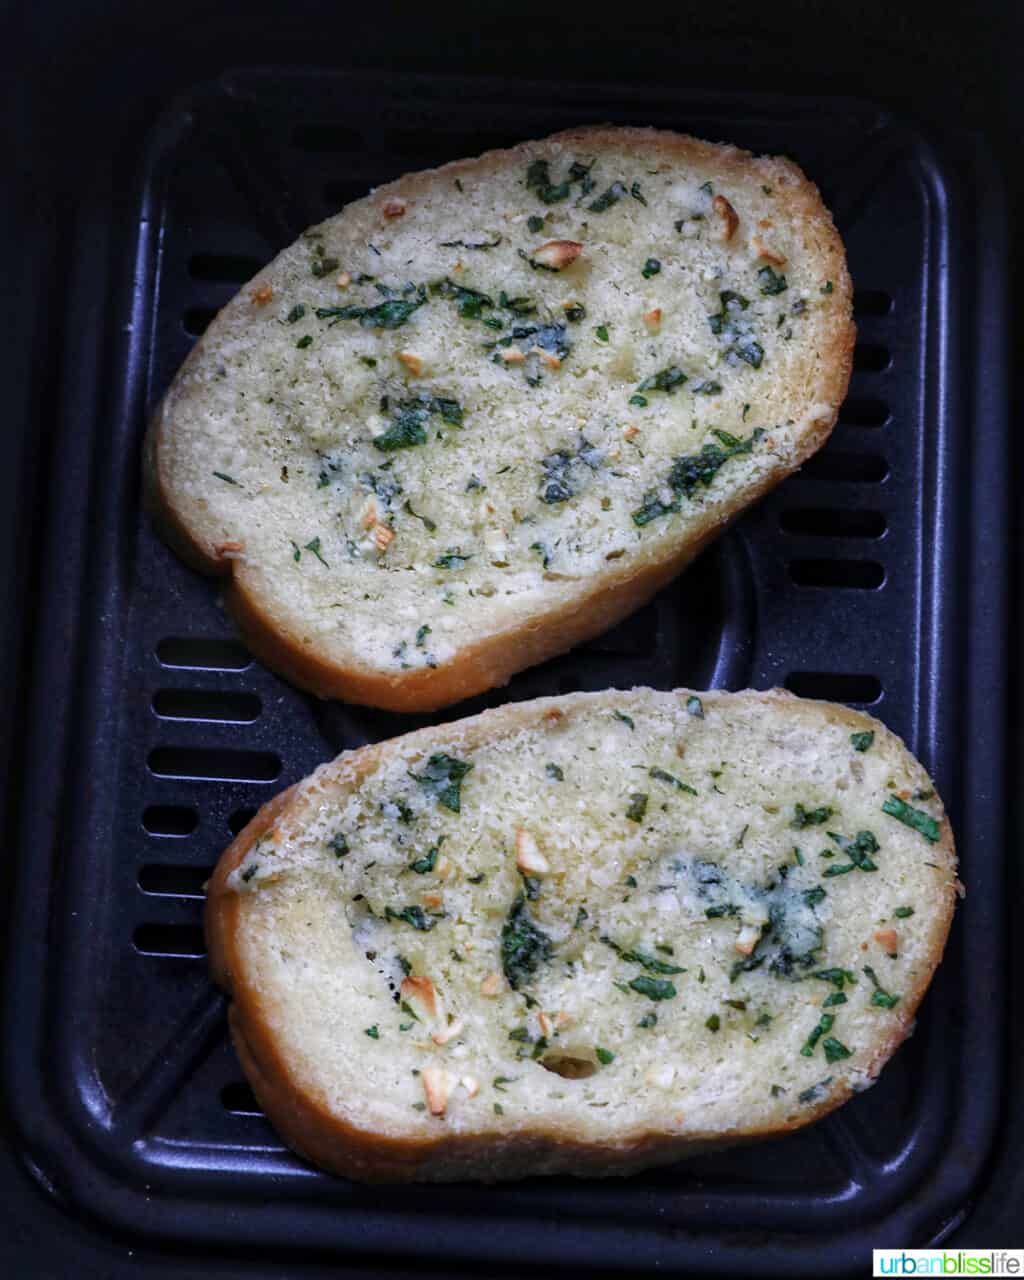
[206,690,955,1182]
[147,126,855,711]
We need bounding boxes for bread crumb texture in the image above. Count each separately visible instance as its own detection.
[219,689,955,1172]
[156,128,853,680]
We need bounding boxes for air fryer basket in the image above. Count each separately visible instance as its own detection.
[3,72,1008,1275]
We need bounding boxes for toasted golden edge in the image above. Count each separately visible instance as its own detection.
[147,125,855,710]
[205,689,956,1183]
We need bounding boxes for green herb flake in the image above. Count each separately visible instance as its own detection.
[823,1037,852,1064]
[628,975,677,1001]
[303,536,329,567]
[384,905,439,931]
[798,1077,833,1104]
[864,965,900,1009]
[851,730,875,752]
[403,500,437,532]
[821,281,834,294]
[649,767,697,795]
[296,334,313,349]
[638,1011,658,1028]
[686,695,705,718]
[595,324,610,342]
[800,1012,835,1057]
[822,992,847,1008]
[493,1103,504,1115]
[757,265,788,295]
[641,257,661,279]
[630,181,647,205]
[588,181,627,213]
[212,471,239,486]
[601,935,684,975]
[625,793,648,824]
[613,710,635,730]
[882,795,940,843]
[328,832,349,859]
[595,1047,615,1065]
[409,845,440,875]
[803,885,827,907]
[628,394,648,408]
[814,968,858,990]
[240,864,258,883]
[636,365,686,396]
[316,293,425,329]
[501,894,554,990]
[364,1025,380,1039]
[545,763,564,781]
[574,906,588,929]
[410,753,473,813]
[791,803,834,829]
[705,1013,721,1032]
[527,215,545,233]
[433,548,472,570]
[286,304,306,323]
[894,906,915,918]
[632,428,764,526]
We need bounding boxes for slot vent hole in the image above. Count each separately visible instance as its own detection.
[138,865,212,897]
[142,805,198,837]
[153,689,261,723]
[148,747,281,783]
[156,637,252,671]
[133,923,206,958]
[188,253,263,283]
[802,452,889,484]
[183,306,218,337]
[789,559,885,589]
[853,344,891,372]
[229,807,259,836]
[853,290,894,317]
[780,510,887,539]
[222,1081,264,1115]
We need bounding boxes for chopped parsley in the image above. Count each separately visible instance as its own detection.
[384,905,439,931]
[632,428,764,526]
[524,157,593,204]
[286,304,306,323]
[303,536,329,567]
[328,832,349,858]
[638,1012,658,1028]
[588,181,627,212]
[864,965,900,1009]
[686,695,704,718]
[814,968,857,990]
[365,1026,379,1039]
[705,1014,721,1032]
[851,731,875,752]
[823,829,880,876]
[630,181,647,205]
[894,906,914,918]
[613,710,635,729]
[595,1047,615,1065]
[501,894,554,990]
[600,935,684,975]
[296,334,313,349]
[882,796,940,843]
[373,394,463,452]
[625,793,649,824]
[403,500,436,532]
[409,845,440,874]
[803,885,827,907]
[800,1013,834,1057]
[641,257,661,279]
[433,548,472,570]
[635,365,686,396]
[545,763,564,781]
[649,767,697,795]
[410,753,473,813]
[315,288,426,329]
[595,324,609,342]
[798,1077,833,1105]
[527,215,545,233]
[626,975,677,1001]
[823,1038,852,1064]
[212,471,239,485]
[757,265,788,295]
[791,803,834,829]
[240,864,258,883]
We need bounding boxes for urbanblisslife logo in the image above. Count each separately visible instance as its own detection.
[873,1251,1024,1276]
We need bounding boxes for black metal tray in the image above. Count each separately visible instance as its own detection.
[2,71,1009,1275]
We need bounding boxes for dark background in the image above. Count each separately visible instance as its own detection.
[3,1,1020,1274]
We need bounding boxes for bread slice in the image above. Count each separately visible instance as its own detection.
[147,127,854,711]
[206,688,956,1183]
